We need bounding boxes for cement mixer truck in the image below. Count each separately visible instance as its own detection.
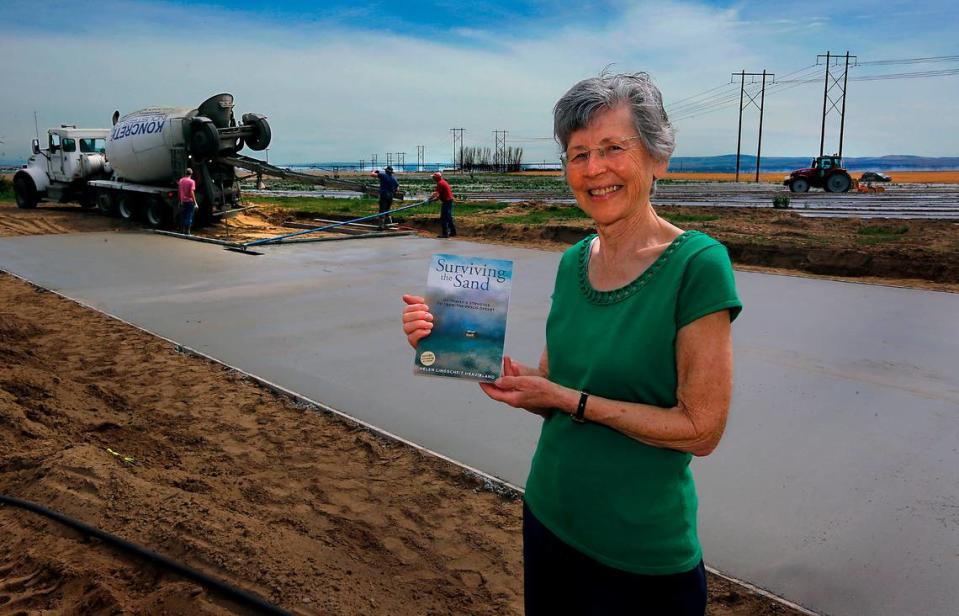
[14,93,380,228]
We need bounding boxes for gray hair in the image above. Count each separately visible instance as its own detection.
[553,72,675,162]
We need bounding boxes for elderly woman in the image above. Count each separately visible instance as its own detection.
[402,72,741,615]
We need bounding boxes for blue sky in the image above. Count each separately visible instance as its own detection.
[1,0,957,164]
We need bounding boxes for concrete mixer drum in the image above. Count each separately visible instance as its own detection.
[197,93,235,128]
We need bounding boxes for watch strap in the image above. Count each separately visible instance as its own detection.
[572,391,588,423]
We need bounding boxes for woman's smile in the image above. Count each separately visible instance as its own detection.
[588,185,623,198]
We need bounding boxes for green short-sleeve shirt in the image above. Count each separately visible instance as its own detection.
[524,230,742,575]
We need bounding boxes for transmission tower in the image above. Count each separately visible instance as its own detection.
[416,145,425,171]
[818,51,857,159]
[386,152,393,168]
[398,152,405,170]
[359,159,366,171]
[732,70,774,182]
[450,128,464,169]
[493,130,508,171]
[371,154,377,168]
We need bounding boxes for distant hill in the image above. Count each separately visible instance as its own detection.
[667,154,959,173]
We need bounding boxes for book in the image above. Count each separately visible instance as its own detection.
[414,253,513,381]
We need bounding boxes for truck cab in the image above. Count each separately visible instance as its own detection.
[14,127,110,208]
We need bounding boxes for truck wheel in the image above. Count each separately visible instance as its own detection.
[789,178,809,193]
[242,113,271,151]
[117,194,139,221]
[145,198,170,229]
[96,192,117,216]
[825,172,851,193]
[14,175,38,209]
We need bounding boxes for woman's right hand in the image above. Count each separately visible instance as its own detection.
[402,294,433,349]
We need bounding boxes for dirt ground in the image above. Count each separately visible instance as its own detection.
[0,202,812,615]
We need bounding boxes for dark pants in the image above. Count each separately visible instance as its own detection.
[523,502,707,616]
[440,199,456,237]
[378,194,393,229]
[179,201,196,233]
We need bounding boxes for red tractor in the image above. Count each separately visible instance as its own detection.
[783,155,853,193]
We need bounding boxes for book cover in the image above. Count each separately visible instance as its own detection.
[414,254,513,381]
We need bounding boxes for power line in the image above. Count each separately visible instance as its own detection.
[671,65,825,122]
[666,82,734,107]
[858,54,959,66]
[669,63,819,118]
[850,68,959,80]
[671,65,822,120]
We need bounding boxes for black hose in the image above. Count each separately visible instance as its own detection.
[0,494,294,616]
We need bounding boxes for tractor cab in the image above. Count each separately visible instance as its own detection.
[811,155,841,174]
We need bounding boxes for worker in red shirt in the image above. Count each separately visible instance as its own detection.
[177,168,198,235]
[429,172,457,238]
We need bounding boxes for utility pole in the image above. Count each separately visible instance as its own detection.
[734,71,745,182]
[416,145,425,172]
[731,70,774,182]
[34,111,40,140]
[398,152,405,170]
[372,154,377,169]
[756,70,767,182]
[386,152,393,168]
[493,130,507,171]
[819,51,830,158]
[838,51,851,160]
[450,128,464,170]
[359,159,366,171]
[817,51,857,158]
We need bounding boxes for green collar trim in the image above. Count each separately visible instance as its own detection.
[578,230,697,305]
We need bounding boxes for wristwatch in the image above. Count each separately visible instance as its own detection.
[572,391,588,423]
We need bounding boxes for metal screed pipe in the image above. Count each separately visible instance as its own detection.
[0,493,294,616]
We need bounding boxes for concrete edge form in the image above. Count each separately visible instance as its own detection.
[0,266,820,616]
[152,229,416,246]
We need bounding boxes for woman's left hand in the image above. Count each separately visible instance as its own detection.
[479,373,569,416]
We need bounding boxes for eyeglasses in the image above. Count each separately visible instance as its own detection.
[561,136,644,168]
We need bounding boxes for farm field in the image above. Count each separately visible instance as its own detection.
[664,170,959,183]
[461,169,959,184]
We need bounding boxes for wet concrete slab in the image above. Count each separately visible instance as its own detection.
[1,231,957,616]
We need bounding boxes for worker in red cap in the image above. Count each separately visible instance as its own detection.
[429,171,457,238]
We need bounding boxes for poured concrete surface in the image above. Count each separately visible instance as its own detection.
[1,231,957,616]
